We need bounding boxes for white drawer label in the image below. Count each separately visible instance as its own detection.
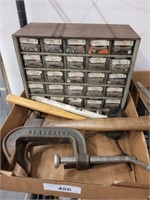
[109,74,126,78]
[89,57,106,64]
[43,183,81,194]
[26,70,42,76]
[87,100,102,104]
[68,72,84,77]
[23,55,40,61]
[107,87,123,92]
[68,86,83,90]
[88,73,105,78]
[90,40,110,46]
[112,59,130,65]
[114,40,134,46]
[47,71,63,76]
[67,57,83,62]
[45,56,62,62]
[49,85,63,90]
[28,84,43,89]
[20,38,38,44]
[43,39,62,45]
[68,39,86,45]
[106,99,121,104]
[87,86,103,91]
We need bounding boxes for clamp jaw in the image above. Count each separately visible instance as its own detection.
[2,127,150,176]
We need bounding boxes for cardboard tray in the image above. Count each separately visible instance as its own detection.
[131,71,150,113]
[0,94,150,199]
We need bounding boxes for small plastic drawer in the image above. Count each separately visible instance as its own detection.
[23,55,42,68]
[44,56,63,68]
[86,99,103,109]
[46,71,64,83]
[50,96,64,102]
[66,85,84,95]
[28,83,45,94]
[87,72,105,83]
[110,59,131,72]
[42,38,62,53]
[111,40,134,55]
[66,72,84,83]
[107,73,127,85]
[67,98,83,107]
[88,40,110,55]
[86,86,103,96]
[65,39,86,54]
[104,99,121,108]
[25,70,44,81]
[106,87,124,97]
[88,57,107,70]
[66,56,84,69]
[19,38,40,52]
[47,84,64,95]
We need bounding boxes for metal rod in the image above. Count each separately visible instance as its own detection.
[55,154,150,171]
[16,0,27,28]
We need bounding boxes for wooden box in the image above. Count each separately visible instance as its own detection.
[0,94,150,199]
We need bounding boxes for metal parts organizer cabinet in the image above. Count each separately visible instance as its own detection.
[13,23,140,114]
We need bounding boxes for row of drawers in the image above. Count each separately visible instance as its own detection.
[26,70,127,85]
[31,95,121,110]
[23,55,131,72]
[19,37,135,55]
[28,84,124,98]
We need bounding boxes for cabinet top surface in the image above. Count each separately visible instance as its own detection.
[13,23,140,39]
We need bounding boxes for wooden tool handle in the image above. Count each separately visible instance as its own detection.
[6,94,86,120]
[46,115,150,131]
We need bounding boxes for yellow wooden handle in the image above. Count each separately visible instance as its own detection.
[6,94,86,120]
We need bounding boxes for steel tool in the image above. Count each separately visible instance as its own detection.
[2,127,150,176]
[2,127,89,175]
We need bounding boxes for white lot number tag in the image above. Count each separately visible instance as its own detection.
[43,183,81,194]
